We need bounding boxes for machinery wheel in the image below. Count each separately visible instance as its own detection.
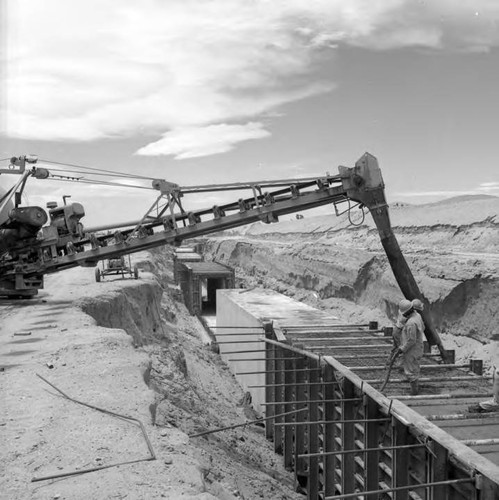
[133,266,139,279]
[95,268,101,282]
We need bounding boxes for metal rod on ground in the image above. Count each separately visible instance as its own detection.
[32,374,156,483]
[32,458,152,483]
[323,477,475,500]
[188,407,307,438]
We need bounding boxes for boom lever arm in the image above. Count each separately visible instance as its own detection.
[340,153,447,361]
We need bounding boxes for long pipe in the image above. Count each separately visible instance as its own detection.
[339,153,447,359]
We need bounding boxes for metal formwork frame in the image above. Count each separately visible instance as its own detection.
[260,329,499,500]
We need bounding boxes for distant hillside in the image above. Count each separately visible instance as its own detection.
[223,193,499,237]
[423,194,499,207]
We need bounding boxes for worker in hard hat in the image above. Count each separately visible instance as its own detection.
[469,367,499,413]
[396,299,424,395]
[412,298,424,312]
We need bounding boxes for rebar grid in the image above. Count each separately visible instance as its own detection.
[257,331,499,500]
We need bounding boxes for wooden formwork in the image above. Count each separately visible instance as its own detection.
[261,329,499,500]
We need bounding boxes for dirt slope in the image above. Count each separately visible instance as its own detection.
[0,252,299,500]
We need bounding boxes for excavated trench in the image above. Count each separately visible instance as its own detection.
[199,207,499,369]
[76,249,302,500]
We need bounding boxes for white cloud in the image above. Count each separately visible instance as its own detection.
[4,0,499,157]
[136,122,270,158]
[477,182,499,192]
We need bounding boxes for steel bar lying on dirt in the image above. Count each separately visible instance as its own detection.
[31,374,156,483]
[188,407,307,438]
[322,478,475,500]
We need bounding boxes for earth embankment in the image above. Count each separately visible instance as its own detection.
[201,195,499,366]
[0,250,299,500]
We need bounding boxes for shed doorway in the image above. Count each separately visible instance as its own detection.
[201,277,225,314]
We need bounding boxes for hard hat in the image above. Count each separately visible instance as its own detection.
[398,299,413,314]
[412,299,424,311]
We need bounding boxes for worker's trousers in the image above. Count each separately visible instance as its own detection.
[402,343,423,382]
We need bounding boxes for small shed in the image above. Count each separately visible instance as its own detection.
[177,261,235,315]
[173,249,203,283]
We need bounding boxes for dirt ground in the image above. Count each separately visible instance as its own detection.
[0,258,301,500]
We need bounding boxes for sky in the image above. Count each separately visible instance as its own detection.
[1,0,499,227]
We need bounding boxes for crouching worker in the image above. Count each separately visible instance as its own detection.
[396,299,424,395]
[469,367,499,413]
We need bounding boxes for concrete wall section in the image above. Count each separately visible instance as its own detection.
[216,288,339,414]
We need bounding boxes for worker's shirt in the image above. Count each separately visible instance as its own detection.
[400,312,424,354]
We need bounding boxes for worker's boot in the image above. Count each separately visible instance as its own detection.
[410,381,419,396]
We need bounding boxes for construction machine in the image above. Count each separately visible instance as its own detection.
[0,152,445,357]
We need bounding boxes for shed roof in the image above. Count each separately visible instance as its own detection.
[184,261,233,276]
[175,252,202,261]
